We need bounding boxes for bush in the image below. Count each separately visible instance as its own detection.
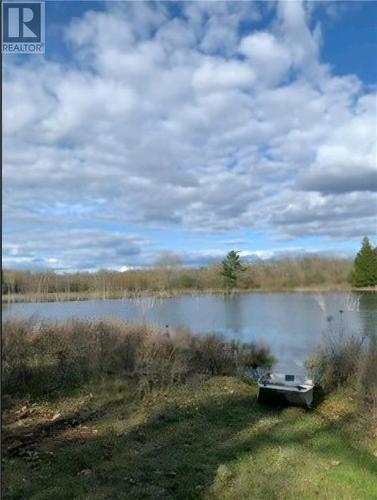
[2,320,148,395]
[357,343,377,424]
[186,334,237,376]
[2,320,276,397]
[2,319,36,392]
[307,328,377,425]
[134,330,183,397]
[307,333,365,390]
[236,342,276,379]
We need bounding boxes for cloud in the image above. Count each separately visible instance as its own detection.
[239,31,292,86]
[3,1,376,270]
[151,246,355,268]
[193,58,256,91]
[298,94,377,193]
[270,191,377,239]
[2,229,146,272]
[277,0,322,79]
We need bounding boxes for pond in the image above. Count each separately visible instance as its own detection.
[3,292,376,375]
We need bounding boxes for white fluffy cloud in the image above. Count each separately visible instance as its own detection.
[239,31,292,85]
[3,1,376,270]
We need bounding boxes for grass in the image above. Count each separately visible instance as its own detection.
[3,319,376,498]
[3,375,377,500]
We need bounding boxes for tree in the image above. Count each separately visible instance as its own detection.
[155,252,182,289]
[155,252,182,269]
[351,237,377,287]
[221,251,245,289]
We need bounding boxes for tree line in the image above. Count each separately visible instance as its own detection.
[219,237,377,290]
[2,237,375,300]
[1,256,355,300]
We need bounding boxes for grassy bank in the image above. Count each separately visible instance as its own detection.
[3,375,377,500]
[2,320,377,499]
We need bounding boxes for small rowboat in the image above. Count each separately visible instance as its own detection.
[257,373,314,408]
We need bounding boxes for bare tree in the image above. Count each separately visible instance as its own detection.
[155,252,182,289]
[155,252,182,269]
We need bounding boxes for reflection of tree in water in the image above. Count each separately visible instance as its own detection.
[357,292,377,342]
[223,294,243,335]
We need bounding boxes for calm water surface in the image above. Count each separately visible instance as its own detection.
[3,292,376,375]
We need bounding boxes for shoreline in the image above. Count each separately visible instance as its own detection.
[2,285,376,304]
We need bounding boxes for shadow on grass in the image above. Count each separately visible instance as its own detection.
[115,396,376,499]
[3,382,377,500]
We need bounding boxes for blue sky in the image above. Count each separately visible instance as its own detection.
[3,1,377,271]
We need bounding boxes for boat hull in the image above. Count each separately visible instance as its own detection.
[257,386,314,408]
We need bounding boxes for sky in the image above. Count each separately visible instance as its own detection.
[3,0,377,272]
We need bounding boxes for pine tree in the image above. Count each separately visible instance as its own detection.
[351,236,377,287]
[221,251,245,289]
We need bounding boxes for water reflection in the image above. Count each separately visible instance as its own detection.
[358,292,377,341]
[223,294,244,334]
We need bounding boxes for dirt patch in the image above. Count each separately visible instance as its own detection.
[2,399,99,460]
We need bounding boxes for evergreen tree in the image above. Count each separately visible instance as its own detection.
[351,236,377,287]
[221,251,245,289]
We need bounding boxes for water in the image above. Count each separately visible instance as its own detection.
[3,292,376,375]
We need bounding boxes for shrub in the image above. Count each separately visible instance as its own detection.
[172,274,197,289]
[307,333,365,390]
[134,330,182,397]
[2,319,36,392]
[186,334,237,376]
[2,320,276,397]
[2,320,148,395]
[357,343,377,425]
[236,341,276,379]
[307,327,377,425]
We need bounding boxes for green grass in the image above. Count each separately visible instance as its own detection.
[3,376,377,500]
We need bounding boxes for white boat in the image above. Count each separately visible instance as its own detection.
[257,373,314,408]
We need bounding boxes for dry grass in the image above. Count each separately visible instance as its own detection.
[2,319,275,398]
[357,344,377,426]
[307,329,377,426]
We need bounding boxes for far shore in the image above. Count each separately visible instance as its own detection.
[2,285,376,304]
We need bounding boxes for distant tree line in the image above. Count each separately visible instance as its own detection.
[2,256,356,300]
[2,237,376,300]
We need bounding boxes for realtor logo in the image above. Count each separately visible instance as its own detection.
[2,2,45,53]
